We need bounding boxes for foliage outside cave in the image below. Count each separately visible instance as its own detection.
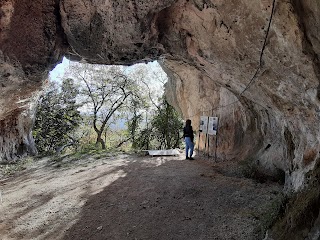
[33,62,183,155]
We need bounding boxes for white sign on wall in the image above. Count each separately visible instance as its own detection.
[208,117,218,135]
[199,116,208,133]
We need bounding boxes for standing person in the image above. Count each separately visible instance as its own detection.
[183,119,194,160]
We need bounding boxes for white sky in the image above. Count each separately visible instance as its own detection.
[49,57,167,111]
[49,57,70,83]
[48,57,168,130]
[49,57,167,92]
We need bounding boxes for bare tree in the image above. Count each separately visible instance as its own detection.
[69,63,136,149]
[64,61,169,150]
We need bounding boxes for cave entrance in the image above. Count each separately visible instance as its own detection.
[33,57,183,155]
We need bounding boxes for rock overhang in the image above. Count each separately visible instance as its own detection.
[0,0,320,193]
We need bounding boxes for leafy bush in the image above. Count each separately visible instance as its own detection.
[33,79,82,155]
[132,99,183,150]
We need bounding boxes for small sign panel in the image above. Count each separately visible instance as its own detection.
[208,117,218,135]
[199,116,208,133]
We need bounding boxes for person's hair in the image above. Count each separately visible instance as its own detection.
[185,119,191,127]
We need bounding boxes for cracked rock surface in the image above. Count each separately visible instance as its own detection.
[1,0,320,237]
[0,0,320,218]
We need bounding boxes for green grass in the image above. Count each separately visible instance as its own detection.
[0,157,34,176]
[47,145,129,169]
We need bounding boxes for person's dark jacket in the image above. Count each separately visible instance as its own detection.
[183,126,194,142]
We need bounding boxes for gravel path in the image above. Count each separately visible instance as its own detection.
[0,153,282,240]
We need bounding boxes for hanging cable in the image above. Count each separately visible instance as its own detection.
[239,0,276,95]
[184,0,276,119]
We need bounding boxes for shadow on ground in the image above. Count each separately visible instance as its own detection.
[61,156,281,240]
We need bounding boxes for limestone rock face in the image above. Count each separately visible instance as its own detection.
[60,0,175,64]
[0,0,66,160]
[160,0,320,192]
[0,0,320,193]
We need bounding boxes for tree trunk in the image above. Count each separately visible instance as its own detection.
[96,134,106,149]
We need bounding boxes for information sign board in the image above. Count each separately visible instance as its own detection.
[199,116,208,133]
[208,117,218,135]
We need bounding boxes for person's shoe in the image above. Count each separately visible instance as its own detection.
[189,157,195,160]
[186,156,190,160]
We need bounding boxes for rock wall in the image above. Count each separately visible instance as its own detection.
[159,0,320,192]
[1,0,320,189]
[0,0,66,161]
[59,0,175,64]
[1,0,320,236]
[0,106,38,160]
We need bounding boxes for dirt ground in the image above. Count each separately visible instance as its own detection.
[0,152,282,240]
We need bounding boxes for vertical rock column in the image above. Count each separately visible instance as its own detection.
[0,107,38,161]
[0,0,67,161]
